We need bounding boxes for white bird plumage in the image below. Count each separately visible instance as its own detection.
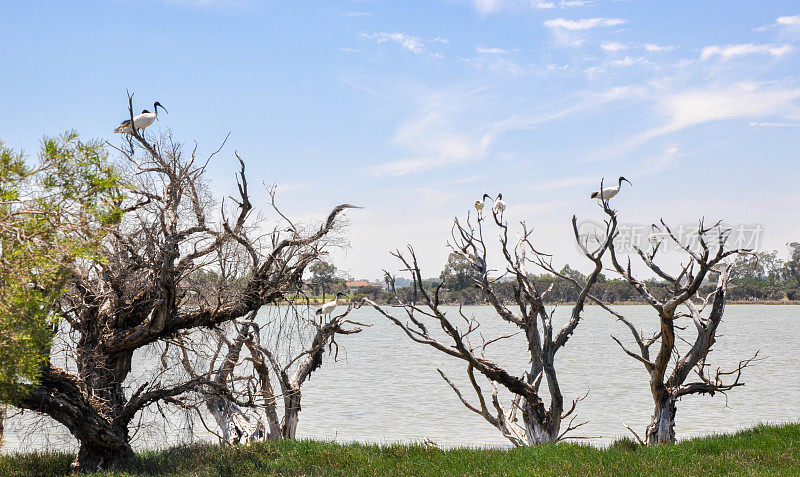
[482,193,506,214]
[494,194,506,214]
[114,101,167,134]
[315,292,345,320]
[590,176,631,200]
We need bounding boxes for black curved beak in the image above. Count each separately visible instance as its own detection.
[482,193,492,201]
[623,178,632,186]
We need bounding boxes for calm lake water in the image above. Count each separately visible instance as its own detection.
[2,305,799,452]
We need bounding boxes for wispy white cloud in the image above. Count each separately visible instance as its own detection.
[535,144,678,192]
[544,17,626,30]
[371,85,649,177]
[368,96,490,177]
[471,0,505,14]
[470,0,593,13]
[463,56,525,76]
[597,85,650,101]
[776,14,800,27]
[344,11,370,17]
[700,43,793,60]
[363,32,426,54]
[532,0,556,8]
[475,45,510,54]
[559,0,594,6]
[757,14,800,32]
[638,144,679,174]
[545,18,625,48]
[644,43,674,52]
[362,32,449,56]
[533,0,595,8]
[601,42,627,52]
[610,55,646,66]
[616,82,800,154]
[749,121,800,127]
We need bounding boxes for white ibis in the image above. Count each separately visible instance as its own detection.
[590,176,631,200]
[474,200,484,212]
[114,101,168,134]
[316,292,345,320]
[483,193,506,214]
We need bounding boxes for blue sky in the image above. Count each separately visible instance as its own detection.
[2,1,799,279]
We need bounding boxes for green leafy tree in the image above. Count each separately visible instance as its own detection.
[785,242,800,288]
[439,252,480,291]
[559,264,587,284]
[0,133,122,404]
[309,261,338,298]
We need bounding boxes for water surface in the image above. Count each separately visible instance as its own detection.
[2,305,798,452]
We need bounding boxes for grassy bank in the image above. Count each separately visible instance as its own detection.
[2,423,798,476]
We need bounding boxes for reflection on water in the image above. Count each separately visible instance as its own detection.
[2,305,798,452]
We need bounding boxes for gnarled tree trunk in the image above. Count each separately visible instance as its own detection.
[645,393,676,444]
[523,401,561,445]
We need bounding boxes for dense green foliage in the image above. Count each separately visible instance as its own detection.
[439,252,481,292]
[1,422,797,476]
[0,133,123,403]
[308,261,347,297]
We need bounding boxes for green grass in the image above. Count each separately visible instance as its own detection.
[1,423,798,476]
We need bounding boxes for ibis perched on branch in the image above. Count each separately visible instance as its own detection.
[483,193,506,214]
[590,176,631,200]
[114,101,168,134]
[316,292,345,321]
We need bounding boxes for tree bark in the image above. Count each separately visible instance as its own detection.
[18,365,134,472]
[207,397,265,444]
[523,402,560,444]
[645,394,676,444]
[74,439,134,473]
[282,388,301,439]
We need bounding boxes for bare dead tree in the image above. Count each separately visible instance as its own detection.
[12,94,357,472]
[600,206,758,445]
[170,302,366,444]
[365,201,617,445]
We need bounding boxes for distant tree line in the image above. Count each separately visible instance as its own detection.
[350,245,800,304]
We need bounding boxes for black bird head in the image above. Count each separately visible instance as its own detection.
[619,176,631,186]
[482,193,492,202]
[141,109,150,114]
[154,101,168,115]
[497,193,503,200]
